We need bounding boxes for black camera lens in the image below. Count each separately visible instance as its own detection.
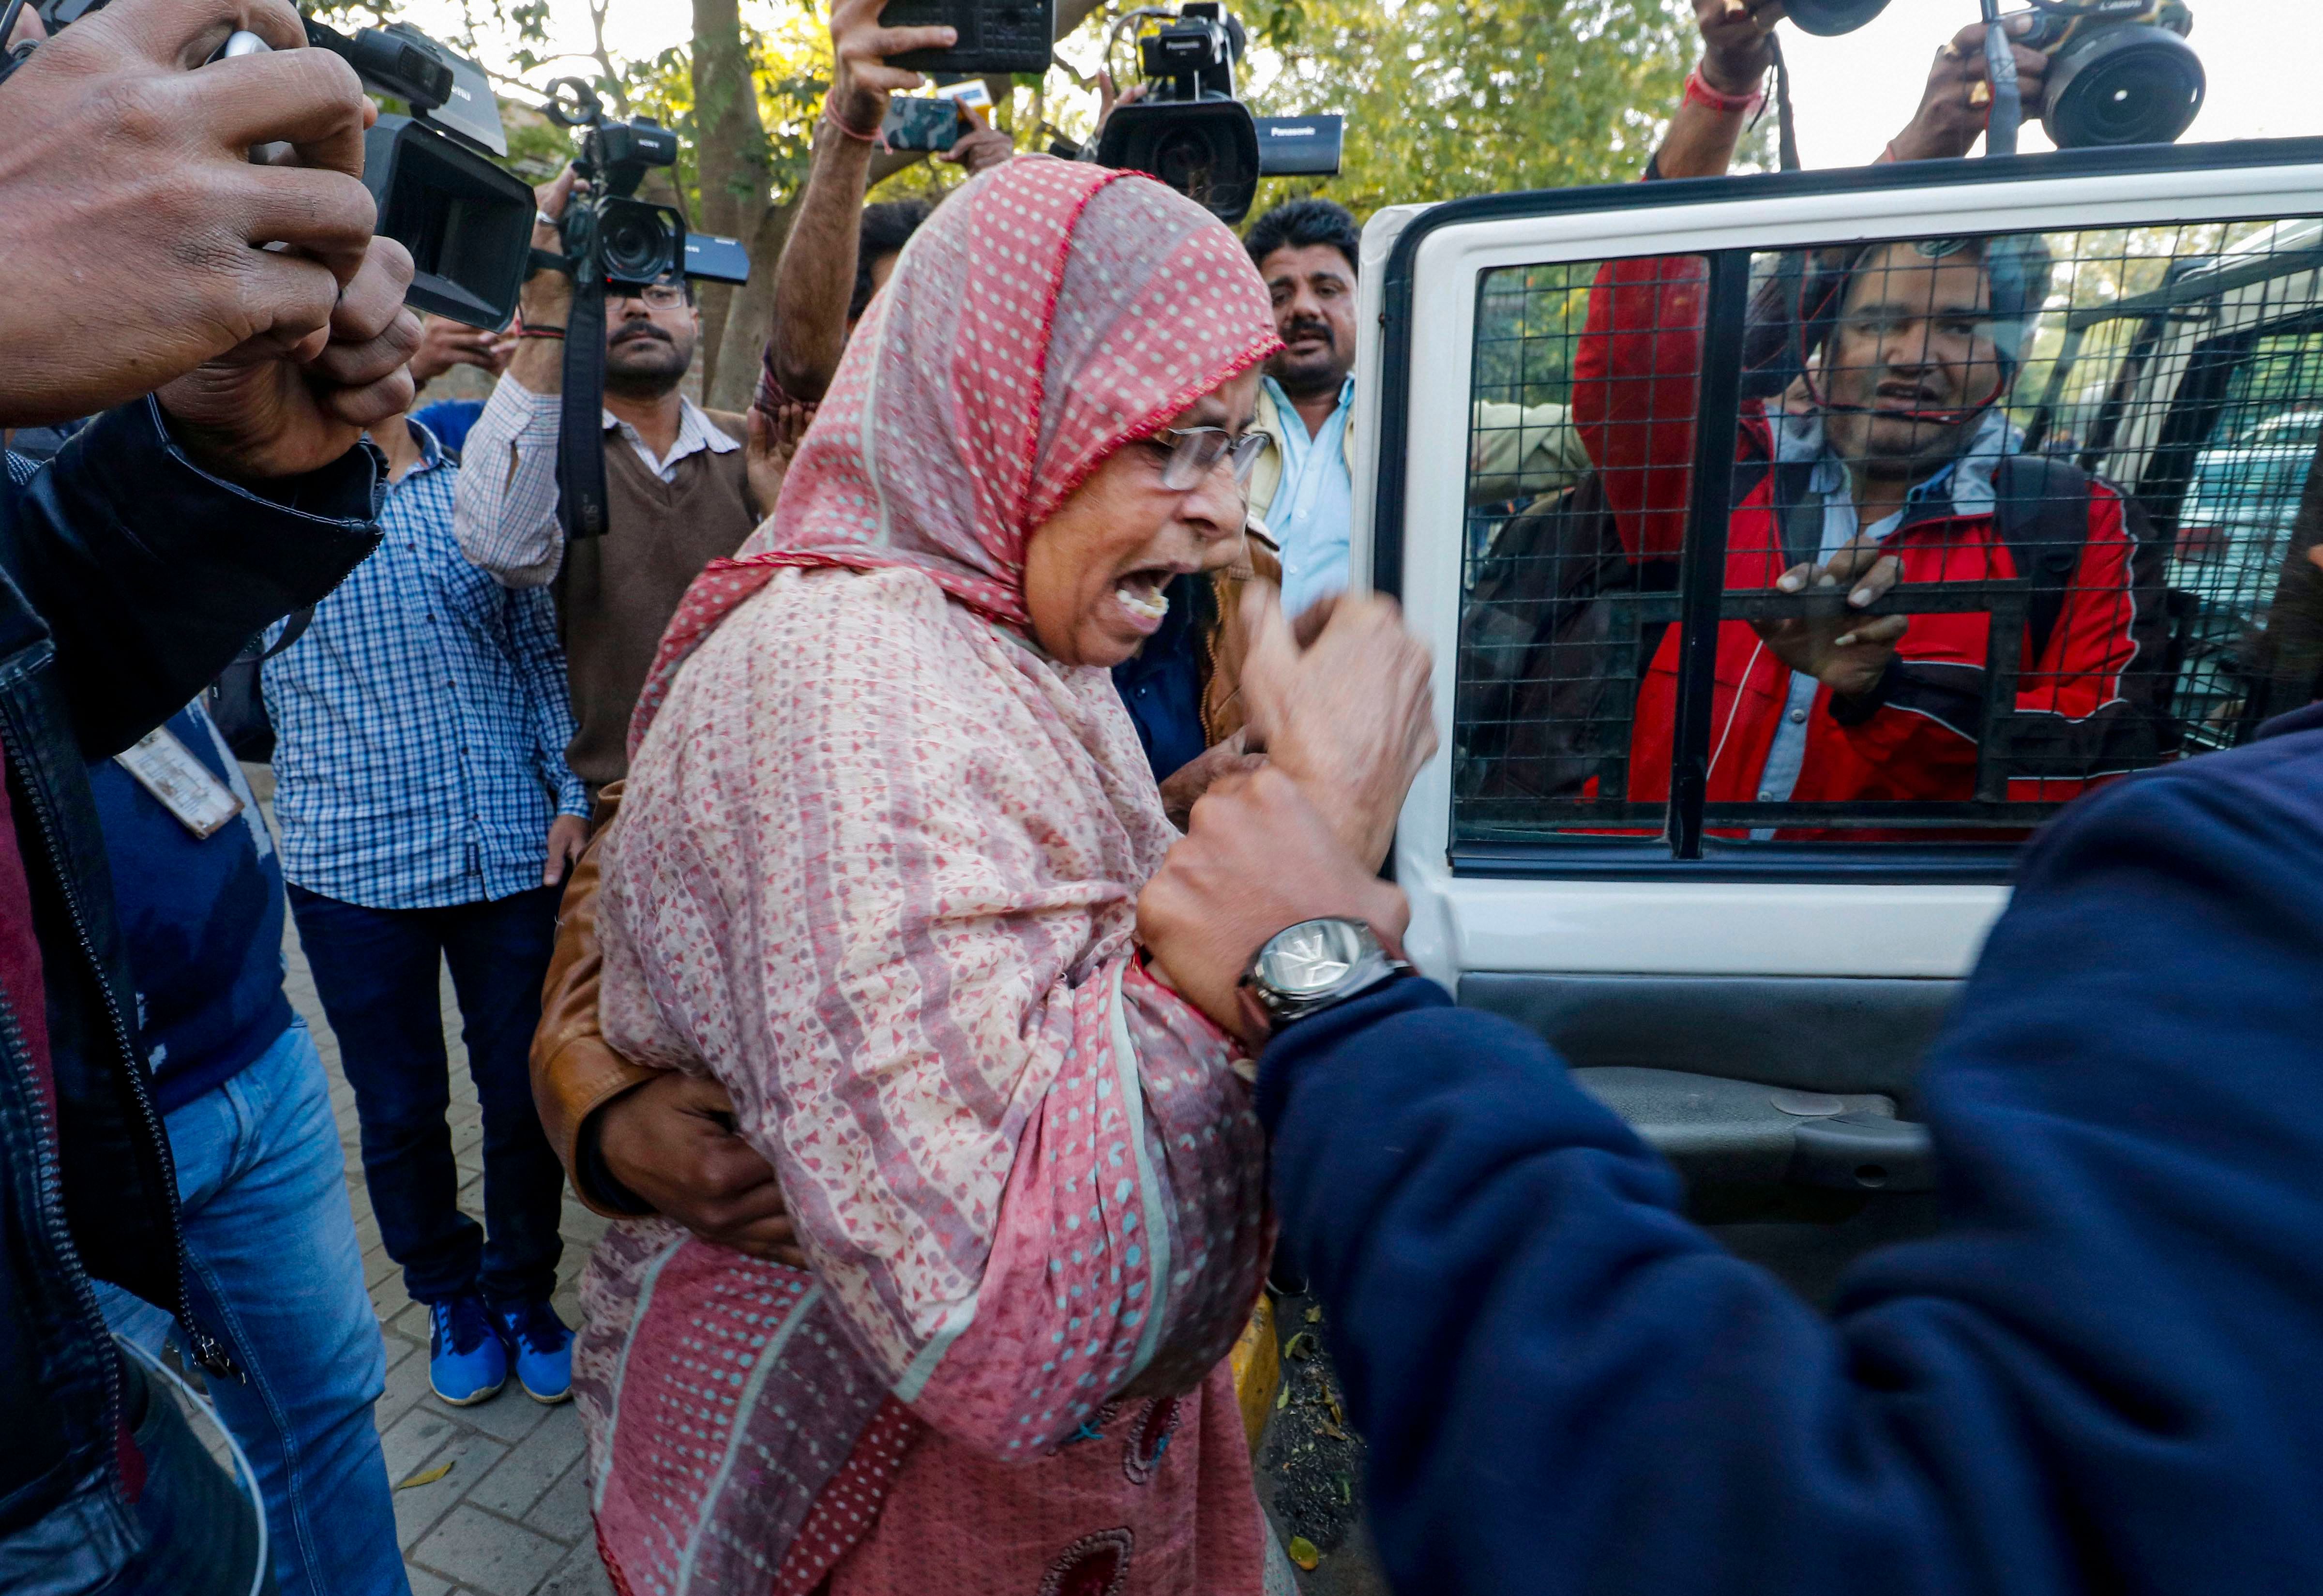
[1152,123,1223,203]
[2043,23,2205,148]
[1780,0,1890,37]
[596,197,680,287]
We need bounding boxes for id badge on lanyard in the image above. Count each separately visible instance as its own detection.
[113,728,243,839]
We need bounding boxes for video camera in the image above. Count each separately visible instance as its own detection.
[13,1,542,323]
[1093,2,1341,225]
[532,76,747,542]
[1775,0,2202,150]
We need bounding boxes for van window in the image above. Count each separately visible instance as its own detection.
[1453,219,2323,854]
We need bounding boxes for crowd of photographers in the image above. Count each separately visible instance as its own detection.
[4,0,2323,1591]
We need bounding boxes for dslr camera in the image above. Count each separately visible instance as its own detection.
[2008,0,2201,149]
[1094,1,1341,225]
[1778,0,2202,150]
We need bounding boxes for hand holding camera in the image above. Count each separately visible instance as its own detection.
[829,0,956,137]
[154,229,422,480]
[0,0,387,429]
[1692,0,1783,98]
[1890,15,2051,161]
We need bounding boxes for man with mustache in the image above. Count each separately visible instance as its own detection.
[1244,198,1365,618]
[454,169,789,801]
[1547,0,2166,825]
[1578,231,2166,823]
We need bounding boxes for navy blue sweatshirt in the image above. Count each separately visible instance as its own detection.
[1259,701,2323,1595]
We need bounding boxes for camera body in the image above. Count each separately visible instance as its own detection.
[1138,9,1236,86]
[2009,0,2202,149]
[546,84,693,293]
[1095,1,1342,226]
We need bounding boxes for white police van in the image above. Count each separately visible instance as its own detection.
[1349,138,2323,1295]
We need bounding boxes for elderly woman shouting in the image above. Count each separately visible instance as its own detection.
[573,156,1431,1595]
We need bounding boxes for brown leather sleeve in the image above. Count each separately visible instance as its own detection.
[530,781,661,1217]
[1200,536,1282,747]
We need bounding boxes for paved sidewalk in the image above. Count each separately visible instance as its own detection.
[277,860,614,1596]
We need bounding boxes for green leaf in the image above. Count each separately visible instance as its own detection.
[1288,1536,1322,1571]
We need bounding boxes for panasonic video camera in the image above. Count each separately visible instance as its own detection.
[1094,2,1341,225]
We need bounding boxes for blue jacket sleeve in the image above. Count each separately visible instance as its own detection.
[1260,723,2323,1596]
[0,398,380,759]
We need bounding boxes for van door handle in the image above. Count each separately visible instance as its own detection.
[1786,1114,1936,1193]
[1570,1067,1937,1192]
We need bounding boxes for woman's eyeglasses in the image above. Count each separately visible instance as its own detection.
[1150,426,1268,492]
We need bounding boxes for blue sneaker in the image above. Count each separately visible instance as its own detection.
[493,1298,573,1404]
[428,1295,507,1406]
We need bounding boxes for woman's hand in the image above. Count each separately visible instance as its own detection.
[941,126,1016,176]
[1237,587,1437,872]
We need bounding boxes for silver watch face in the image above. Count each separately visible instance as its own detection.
[1255,918,1370,998]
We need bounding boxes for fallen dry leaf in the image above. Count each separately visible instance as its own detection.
[397,1460,453,1490]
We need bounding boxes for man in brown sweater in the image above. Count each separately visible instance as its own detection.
[454,168,789,797]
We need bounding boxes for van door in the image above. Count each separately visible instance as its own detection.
[1353,139,2323,1301]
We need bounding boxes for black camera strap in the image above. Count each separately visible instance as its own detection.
[557,270,610,542]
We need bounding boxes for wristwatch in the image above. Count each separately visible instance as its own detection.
[1238,918,1412,1035]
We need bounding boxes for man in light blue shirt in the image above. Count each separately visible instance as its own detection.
[1245,199,1364,617]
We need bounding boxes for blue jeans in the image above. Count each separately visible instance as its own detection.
[100,1022,407,1596]
[286,884,565,1305]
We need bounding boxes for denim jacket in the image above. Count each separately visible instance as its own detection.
[0,400,378,1593]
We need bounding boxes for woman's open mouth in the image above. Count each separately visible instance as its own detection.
[1113,568,1175,634]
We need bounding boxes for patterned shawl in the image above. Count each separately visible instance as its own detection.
[579,158,1282,1596]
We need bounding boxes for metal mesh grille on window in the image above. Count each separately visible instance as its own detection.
[1453,218,2323,847]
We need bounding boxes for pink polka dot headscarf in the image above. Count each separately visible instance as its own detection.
[630,157,1282,755]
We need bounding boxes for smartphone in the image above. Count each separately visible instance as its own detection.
[879,94,963,153]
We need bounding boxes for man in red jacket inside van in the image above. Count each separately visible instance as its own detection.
[1576,237,2167,818]
[1569,3,2167,824]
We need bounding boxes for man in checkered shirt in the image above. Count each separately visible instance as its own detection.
[264,394,593,1413]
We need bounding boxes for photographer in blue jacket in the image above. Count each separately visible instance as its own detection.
[1139,584,2323,1596]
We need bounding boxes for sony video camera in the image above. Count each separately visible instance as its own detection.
[1095,2,1342,225]
[1776,0,2202,150]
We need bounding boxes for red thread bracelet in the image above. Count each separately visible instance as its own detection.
[518,327,565,340]
[821,95,880,144]
[1684,66,1765,119]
